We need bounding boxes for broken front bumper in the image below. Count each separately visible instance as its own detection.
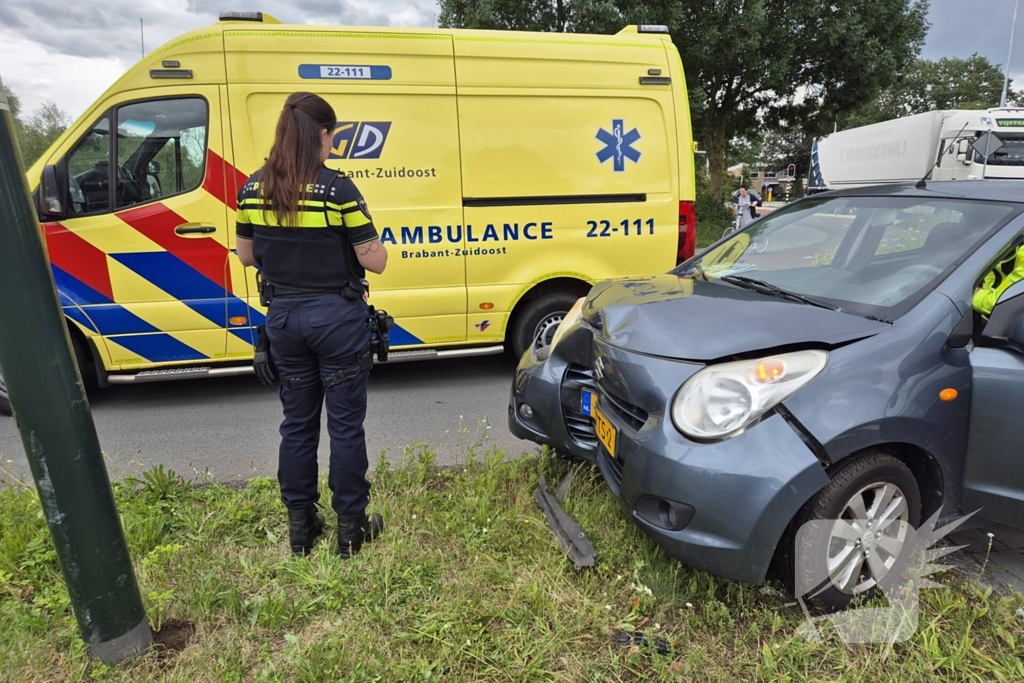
[508,333,831,585]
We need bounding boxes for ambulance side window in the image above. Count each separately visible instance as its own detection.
[66,117,112,216]
[64,98,209,215]
[114,98,208,210]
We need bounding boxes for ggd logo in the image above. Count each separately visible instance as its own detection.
[330,122,392,160]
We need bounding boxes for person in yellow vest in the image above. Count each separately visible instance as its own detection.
[973,245,1024,320]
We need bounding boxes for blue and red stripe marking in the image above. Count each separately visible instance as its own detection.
[42,151,422,364]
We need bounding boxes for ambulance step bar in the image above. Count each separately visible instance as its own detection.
[105,345,506,384]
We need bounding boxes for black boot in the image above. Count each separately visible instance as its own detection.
[288,506,325,556]
[337,511,384,559]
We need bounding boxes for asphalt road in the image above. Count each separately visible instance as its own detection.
[0,354,536,484]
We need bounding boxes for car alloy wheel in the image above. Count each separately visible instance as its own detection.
[825,482,910,595]
[785,451,922,611]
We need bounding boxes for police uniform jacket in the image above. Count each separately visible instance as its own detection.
[235,166,378,291]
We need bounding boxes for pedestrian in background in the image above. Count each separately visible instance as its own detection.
[732,184,763,230]
[235,92,388,559]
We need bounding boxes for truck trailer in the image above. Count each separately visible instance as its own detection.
[809,108,1024,193]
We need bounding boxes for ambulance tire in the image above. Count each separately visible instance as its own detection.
[0,329,93,417]
[510,293,579,360]
[0,369,9,416]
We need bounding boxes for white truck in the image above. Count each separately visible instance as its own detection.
[808,107,1024,193]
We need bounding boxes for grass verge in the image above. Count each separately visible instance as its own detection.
[2,448,1022,682]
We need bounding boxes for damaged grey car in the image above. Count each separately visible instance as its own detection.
[510,181,1024,609]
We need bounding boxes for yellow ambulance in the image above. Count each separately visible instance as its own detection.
[18,11,696,400]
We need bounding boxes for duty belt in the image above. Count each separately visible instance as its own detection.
[257,271,365,305]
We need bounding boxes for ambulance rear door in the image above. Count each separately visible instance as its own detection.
[454,31,679,343]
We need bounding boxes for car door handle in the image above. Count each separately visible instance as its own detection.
[175,223,217,235]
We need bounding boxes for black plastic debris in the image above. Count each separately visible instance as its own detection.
[614,630,673,656]
[535,472,597,570]
[554,464,577,503]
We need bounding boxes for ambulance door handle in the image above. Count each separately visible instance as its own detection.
[175,222,217,236]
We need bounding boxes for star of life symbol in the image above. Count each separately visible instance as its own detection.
[791,507,977,644]
[596,119,641,172]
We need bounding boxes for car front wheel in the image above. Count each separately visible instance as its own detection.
[787,452,922,611]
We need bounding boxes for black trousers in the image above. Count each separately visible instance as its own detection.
[264,293,371,516]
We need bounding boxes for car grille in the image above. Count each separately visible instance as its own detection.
[599,447,624,493]
[565,363,593,384]
[562,364,598,448]
[598,388,649,433]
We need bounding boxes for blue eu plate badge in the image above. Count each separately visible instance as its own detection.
[581,390,595,417]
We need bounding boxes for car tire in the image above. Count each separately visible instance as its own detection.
[786,451,922,612]
[509,292,580,360]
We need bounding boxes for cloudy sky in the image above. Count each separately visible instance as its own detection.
[1,0,1023,120]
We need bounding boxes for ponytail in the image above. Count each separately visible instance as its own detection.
[260,92,336,228]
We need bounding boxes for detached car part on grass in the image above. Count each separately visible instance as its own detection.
[511,181,1024,610]
[535,469,597,570]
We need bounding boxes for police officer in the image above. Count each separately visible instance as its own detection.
[235,92,389,558]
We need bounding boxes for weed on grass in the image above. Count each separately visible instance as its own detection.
[1,448,1022,682]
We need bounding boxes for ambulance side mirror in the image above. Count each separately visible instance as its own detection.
[38,165,64,220]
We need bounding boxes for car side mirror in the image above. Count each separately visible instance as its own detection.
[37,165,64,220]
[981,280,1024,349]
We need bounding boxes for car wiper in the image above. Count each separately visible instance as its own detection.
[720,275,843,312]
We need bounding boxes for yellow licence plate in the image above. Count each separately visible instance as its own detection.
[593,403,617,457]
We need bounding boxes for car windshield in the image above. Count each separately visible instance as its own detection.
[675,195,1018,319]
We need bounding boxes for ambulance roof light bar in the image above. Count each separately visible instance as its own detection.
[638,25,670,34]
[220,11,265,22]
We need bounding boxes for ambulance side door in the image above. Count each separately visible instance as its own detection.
[44,86,233,368]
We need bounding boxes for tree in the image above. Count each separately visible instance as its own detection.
[439,0,623,32]
[1,86,71,168]
[439,0,930,202]
[845,54,1020,128]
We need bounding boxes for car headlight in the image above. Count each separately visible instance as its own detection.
[549,297,585,350]
[671,350,828,440]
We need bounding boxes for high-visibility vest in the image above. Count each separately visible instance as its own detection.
[973,244,1024,319]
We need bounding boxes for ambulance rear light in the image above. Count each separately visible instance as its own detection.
[220,11,265,22]
[638,25,670,34]
[677,200,696,264]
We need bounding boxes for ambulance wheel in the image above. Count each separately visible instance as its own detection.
[0,330,93,417]
[0,369,10,416]
[510,292,579,360]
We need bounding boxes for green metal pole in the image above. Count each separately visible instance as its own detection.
[0,77,151,663]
